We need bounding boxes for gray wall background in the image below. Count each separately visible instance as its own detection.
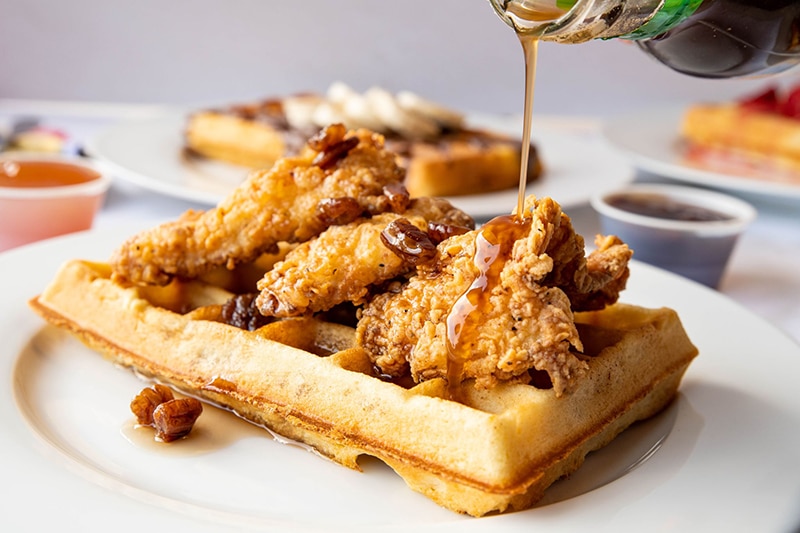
[2,0,798,117]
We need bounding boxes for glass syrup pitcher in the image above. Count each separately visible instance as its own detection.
[488,0,800,78]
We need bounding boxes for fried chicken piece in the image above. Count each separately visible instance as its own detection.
[512,198,633,312]
[356,195,632,396]
[256,197,474,317]
[110,124,405,285]
[554,234,632,311]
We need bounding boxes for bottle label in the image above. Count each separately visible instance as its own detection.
[621,0,703,40]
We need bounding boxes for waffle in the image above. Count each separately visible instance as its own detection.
[184,100,305,169]
[30,259,698,517]
[184,94,543,198]
[681,87,800,180]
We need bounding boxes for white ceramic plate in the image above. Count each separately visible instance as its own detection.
[603,107,800,201]
[3,227,800,532]
[86,112,634,218]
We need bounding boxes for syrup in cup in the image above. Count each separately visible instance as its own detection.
[591,183,756,288]
[0,154,111,252]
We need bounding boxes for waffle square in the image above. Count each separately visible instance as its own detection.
[30,259,697,516]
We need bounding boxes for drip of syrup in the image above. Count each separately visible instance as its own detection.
[516,34,539,218]
[443,34,541,400]
[444,216,531,399]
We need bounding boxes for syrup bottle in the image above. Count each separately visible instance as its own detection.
[489,0,800,78]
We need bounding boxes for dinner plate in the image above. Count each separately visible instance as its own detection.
[86,112,634,218]
[603,107,800,201]
[3,228,800,532]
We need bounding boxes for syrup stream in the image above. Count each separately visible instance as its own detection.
[444,35,541,399]
[516,35,539,218]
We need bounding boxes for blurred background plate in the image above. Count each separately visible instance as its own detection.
[86,111,634,219]
[603,107,800,201]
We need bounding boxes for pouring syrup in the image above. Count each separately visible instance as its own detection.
[444,27,546,399]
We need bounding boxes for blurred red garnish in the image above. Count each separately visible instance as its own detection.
[779,86,800,119]
[738,85,800,120]
[738,87,779,113]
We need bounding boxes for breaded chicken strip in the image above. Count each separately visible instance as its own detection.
[110,125,405,285]
[356,196,632,396]
[256,197,474,317]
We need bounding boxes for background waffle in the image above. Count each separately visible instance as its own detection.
[184,101,543,198]
[682,103,800,178]
[30,259,698,517]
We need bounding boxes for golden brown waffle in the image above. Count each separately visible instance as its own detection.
[30,259,697,517]
[681,104,800,178]
[185,105,291,169]
[184,101,543,197]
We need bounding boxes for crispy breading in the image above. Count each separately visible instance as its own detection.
[110,121,631,397]
[356,196,632,395]
[255,197,474,317]
[110,125,405,285]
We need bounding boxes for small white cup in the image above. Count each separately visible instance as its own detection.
[0,152,112,252]
[591,184,756,288]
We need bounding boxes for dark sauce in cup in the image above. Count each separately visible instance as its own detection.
[607,193,734,222]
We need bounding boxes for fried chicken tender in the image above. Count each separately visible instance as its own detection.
[356,196,632,396]
[110,124,405,285]
[513,198,633,312]
[256,197,474,317]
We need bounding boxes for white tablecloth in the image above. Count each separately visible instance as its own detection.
[2,99,799,345]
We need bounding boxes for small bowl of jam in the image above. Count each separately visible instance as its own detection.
[591,183,756,288]
[0,153,112,252]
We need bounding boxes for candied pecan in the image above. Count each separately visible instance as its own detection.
[427,221,470,245]
[317,197,364,225]
[153,398,204,443]
[130,384,175,426]
[221,293,274,331]
[307,123,347,151]
[380,218,436,265]
[382,183,411,213]
[313,136,360,170]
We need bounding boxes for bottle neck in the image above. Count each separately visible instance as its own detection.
[489,0,703,42]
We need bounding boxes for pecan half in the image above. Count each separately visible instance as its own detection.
[382,183,411,213]
[380,218,436,265]
[313,136,360,170]
[307,123,347,151]
[316,197,364,226]
[220,293,274,331]
[427,221,471,245]
[130,384,175,426]
[153,398,204,443]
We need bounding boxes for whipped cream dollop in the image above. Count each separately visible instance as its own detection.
[282,82,465,140]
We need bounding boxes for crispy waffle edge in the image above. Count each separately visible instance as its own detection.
[28,259,699,516]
